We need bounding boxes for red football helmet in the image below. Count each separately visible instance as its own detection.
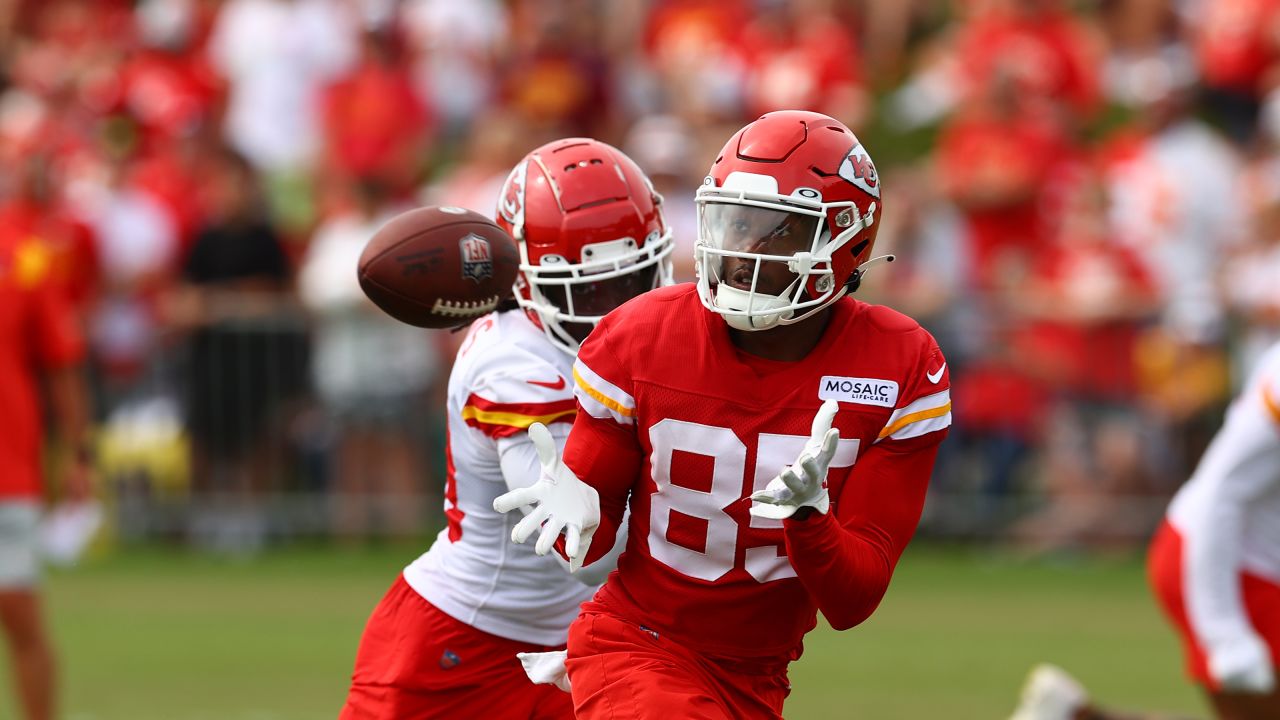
[496,138,674,354]
[695,110,884,331]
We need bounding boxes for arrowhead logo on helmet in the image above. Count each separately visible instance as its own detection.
[498,159,528,236]
[838,142,880,199]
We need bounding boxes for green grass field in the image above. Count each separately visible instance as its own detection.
[1,544,1208,720]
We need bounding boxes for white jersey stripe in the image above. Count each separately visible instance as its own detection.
[573,359,636,425]
[877,389,951,442]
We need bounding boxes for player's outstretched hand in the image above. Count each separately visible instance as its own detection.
[1209,631,1276,694]
[750,400,840,520]
[493,423,600,572]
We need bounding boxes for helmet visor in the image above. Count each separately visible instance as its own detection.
[699,203,823,298]
[700,204,820,255]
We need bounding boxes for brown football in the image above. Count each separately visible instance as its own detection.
[358,206,519,328]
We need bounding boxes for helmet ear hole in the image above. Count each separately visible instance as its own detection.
[842,238,870,293]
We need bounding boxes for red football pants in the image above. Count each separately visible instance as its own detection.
[1148,520,1280,690]
[565,609,791,719]
[340,575,574,720]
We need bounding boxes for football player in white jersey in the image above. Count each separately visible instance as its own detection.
[339,138,673,720]
[1011,342,1280,720]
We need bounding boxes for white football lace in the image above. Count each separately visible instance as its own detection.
[432,296,501,317]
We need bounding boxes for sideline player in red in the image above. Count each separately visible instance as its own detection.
[339,138,673,719]
[0,227,92,720]
[1010,342,1280,720]
[496,110,952,718]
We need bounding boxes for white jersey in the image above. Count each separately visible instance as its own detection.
[1168,340,1280,647]
[404,309,597,646]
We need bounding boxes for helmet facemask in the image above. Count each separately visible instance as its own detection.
[518,230,674,354]
[694,185,873,332]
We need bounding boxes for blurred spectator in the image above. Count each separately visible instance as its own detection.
[419,112,528,218]
[1190,0,1280,143]
[207,0,356,174]
[890,0,1102,129]
[737,0,868,128]
[1098,0,1192,109]
[0,154,98,317]
[1009,171,1162,551]
[79,154,179,401]
[321,28,431,195]
[1102,57,1243,346]
[623,114,701,281]
[0,217,92,720]
[298,178,441,540]
[863,167,970,348]
[638,0,749,122]
[122,0,221,144]
[934,70,1073,292]
[499,0,612,138]
[170,148,304,551]
[399,0,508,138]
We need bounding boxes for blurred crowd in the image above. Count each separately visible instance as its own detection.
[6,0,1280,553]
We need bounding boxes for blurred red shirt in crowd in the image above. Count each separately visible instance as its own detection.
[736,1,864,122]
[1015,172,1159,400]
[322,31,430,192]
[936,84,1074,289]
[642,0,748,59]
[130,137,214,254]
[1195,0,1280,96]
[0,199,97,314]
[952,0,1101,119]
[119,47,222,143]
[0,227,85,500]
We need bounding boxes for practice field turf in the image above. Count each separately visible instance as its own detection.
[2,544,1206,720]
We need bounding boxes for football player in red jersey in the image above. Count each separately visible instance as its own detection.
[339,138,673,719]
[496,110,952,718]
[0,228,92,720]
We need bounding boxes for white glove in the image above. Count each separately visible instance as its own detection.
[517,650,571,693]
[750,400,840,520]
[493,422,600,572]
[1208,632,1276,694]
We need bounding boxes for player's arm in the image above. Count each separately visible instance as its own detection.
[751,341,950,630]
[494,321,643,570]
[1179,379,1280,692]
[496,426,629,584]
[559,408,642,568]
[781,433,941,630]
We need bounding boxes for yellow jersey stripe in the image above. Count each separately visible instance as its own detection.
[573,367,636,418]
[460,405,576,429]
[878,402,952,440]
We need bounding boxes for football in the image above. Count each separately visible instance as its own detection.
[358,206,520,328]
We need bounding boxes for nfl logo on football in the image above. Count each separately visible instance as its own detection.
[459,233,493,282]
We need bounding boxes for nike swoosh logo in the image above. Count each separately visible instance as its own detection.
[528,377,566,391]
[926,363,946,384]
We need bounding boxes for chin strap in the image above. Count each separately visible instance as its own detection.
[844,254,895,293]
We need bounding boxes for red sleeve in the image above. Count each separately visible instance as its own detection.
[784,328,949,630]
[559,317,644,566]
[561,410,643,566]
[781,435,942,630]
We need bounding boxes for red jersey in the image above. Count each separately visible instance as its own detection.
[563,285,951,662]
[0,229,85,499]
